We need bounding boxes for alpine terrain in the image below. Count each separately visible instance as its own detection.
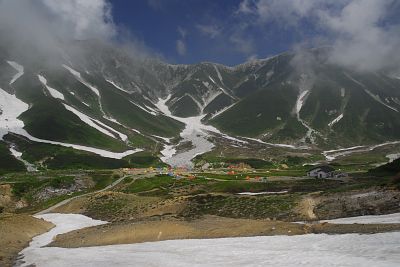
[1,42,400,171]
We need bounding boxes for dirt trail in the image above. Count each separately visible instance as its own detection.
[35,175,129,215]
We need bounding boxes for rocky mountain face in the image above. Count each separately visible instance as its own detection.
[1,41,400,170]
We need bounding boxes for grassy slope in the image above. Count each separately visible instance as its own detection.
[86,74,184,137]
[210,83,300,137]
[4,135,163,170]
[370,158,400,176]
[0,141,26,174]
[13,73,128,152]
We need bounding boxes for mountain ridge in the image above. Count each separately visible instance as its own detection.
[1,42,400,170]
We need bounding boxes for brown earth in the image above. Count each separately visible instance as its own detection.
[314,188,400,219]
[49,215,400,248]
[0,184,28,212]
[0,213,54,267]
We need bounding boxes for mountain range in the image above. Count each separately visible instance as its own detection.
[1,41,400,171]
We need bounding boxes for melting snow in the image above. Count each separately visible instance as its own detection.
[154,95,244,167]
[0,87,29,140]
[340,88,346,97]
[38,75,65,100]
[213,65,224,85]
[240,137,298,149]
[63,64,100,96]
[63,104,127,141]
[17,213,400,267]
[323,141,400,161]
[129,100,157,116]
[7,61,24,85]
[328,114,343,127]
[324,212,400,224]
[344,73,398,113]
[105,79,131,94]
[0,87,138,159]
[295,88,318,144]
[209,102,237,119]
[160,144,177,162]
[151,135,171,143]
[9,144,37,172]
[386,153,400,163]
[237,190,289,196]
[16,128,141,159]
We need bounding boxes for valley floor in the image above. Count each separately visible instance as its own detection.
[2,166,400,266]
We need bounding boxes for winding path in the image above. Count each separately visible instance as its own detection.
[35,175,128,215]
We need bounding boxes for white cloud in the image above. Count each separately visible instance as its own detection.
[0,0,118,63]
[235,0,400,71]
[176,39,186,56]
[196,24,221,39]
[42,0,116,40]
[177,26,187,39]
[236,0,254,14]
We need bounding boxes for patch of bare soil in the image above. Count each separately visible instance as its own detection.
[314,188,400,219]
[51,195,90,214]
[0,184,28,212]
[49,216,305,248]
[295,194,320,220]
[49,215,400,249]
[0,213,53,267]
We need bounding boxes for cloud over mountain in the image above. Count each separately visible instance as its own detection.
[236,0,400,72]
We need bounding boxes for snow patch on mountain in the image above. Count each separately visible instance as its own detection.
[209,102,237,119]
[295,90,309,116]
[9,144,37,172]
[1,87,138,158]
[63,64,100,96]
[213,65,225,86]
[0,87,29,140]
[105,79,131,94]
[328,114,344,127]
[155,95,245,167]
[386,153,400,163]
[344,73,399,113]
[17,128,140,159]
[63,64,110,118]
[129,100,157,116]
[364,88,398,112]
[63,104,127,141]
[151,135,171,143]
[38,75,65,100]
[160,144,176,162]
[323,141,400,161]
[207,75,236,100]
[340,88,346,97]
[240,137,299,149]
[295,89,316,143]
[103,116,141,135]
[7,61,24,85]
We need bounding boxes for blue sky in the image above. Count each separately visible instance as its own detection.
[1,0,399,71]
[107,0,400,70]
[109,0,316,65]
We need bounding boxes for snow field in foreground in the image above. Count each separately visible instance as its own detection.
[16,212,400,267]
